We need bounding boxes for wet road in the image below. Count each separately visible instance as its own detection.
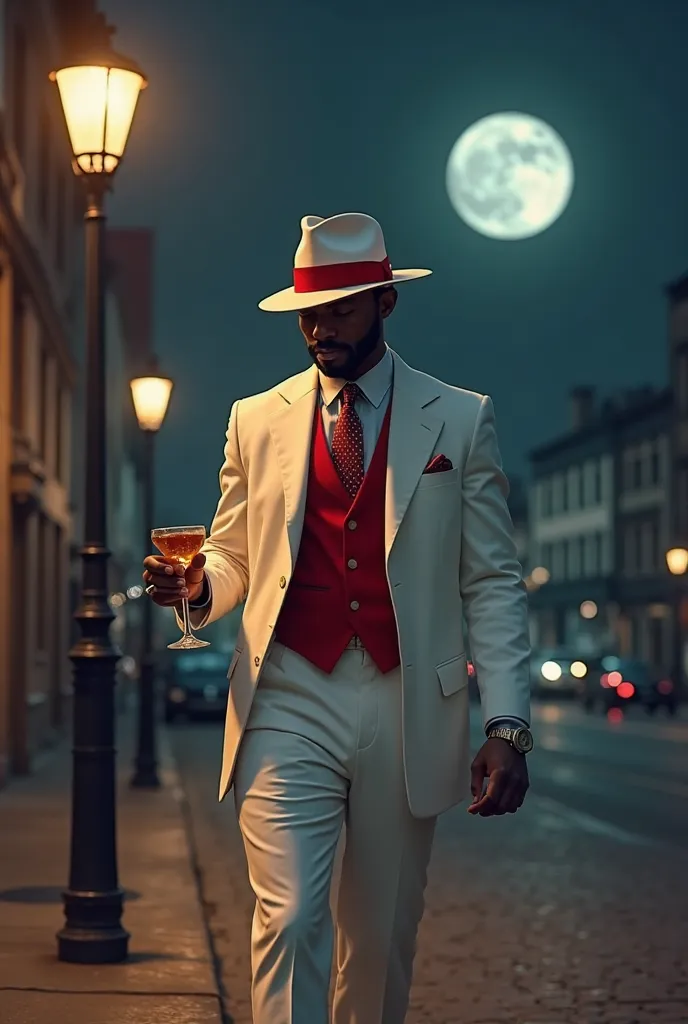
[171,700,688,1023]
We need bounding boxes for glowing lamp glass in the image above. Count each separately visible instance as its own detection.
[666,547,688,576]
[130,375,174,432]
[52,64,145,175]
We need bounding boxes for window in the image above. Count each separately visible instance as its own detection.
[633,454,643,490]
[542,543,553,573]
[678,348,688,415]
[12,23,27,161]
[593,461,602,504]
[578,469,585,508]
[562,474,569,512]
[579,536,586,576]
[595,532,604,575]
[541,480,553,518]
[650,444,661,486]
[562,540,569,579]
[55,170,66,271]
[39,105,51,228]
[11,295,24,430]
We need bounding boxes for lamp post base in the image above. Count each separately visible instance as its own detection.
[57,889,130,964]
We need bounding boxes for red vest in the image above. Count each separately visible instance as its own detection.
[275,400,400,674]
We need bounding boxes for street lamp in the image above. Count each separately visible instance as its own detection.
[129,360,174,788]
[666,547,688,703]
[50,21,147,965]
[666,547,688,577]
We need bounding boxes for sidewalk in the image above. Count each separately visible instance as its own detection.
[0,707,223,1024]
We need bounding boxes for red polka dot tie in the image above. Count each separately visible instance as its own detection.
[331,382,364,498]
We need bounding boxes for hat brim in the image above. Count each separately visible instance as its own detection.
[258,268,432,313]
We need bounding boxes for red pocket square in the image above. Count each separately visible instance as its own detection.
[424,453,453,474]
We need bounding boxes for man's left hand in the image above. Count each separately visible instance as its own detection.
[468,738,529,817]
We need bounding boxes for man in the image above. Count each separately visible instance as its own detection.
[143,213,532,1024]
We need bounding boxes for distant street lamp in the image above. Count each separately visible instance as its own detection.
[129,360,174,789]
[50,18,147,965]
[666,547,688,577]
[666,547,688,700]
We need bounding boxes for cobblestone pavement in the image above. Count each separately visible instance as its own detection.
[171,709,688,1024]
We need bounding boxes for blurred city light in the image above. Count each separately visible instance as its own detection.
[580,600,598,619]
[541,660,563,681]
[607,708,624,724]
[531,566,551,586]
[607,670,622,687]
[666,547,688,576]
[126,585,144,600]
[109,592,126,608]
[617,681,635,699]
[570,660,588,678]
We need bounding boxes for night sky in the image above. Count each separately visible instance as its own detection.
[104,0,688,529]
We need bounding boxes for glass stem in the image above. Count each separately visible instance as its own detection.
[181,597,193,637]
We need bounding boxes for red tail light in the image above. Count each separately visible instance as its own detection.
[617,681,635,699]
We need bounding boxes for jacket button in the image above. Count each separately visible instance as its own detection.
[279,575,287,589]
[350,600,360,611]
[347,558,358,569]
[254,656,260,666]
[347,519,357,531]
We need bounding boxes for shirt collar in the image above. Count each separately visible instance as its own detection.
[319,346,393,410]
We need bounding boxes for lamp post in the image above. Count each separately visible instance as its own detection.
[129,361,174,788]
[666,547,688,698]
[50,23,147,964]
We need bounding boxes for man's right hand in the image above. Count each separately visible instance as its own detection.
[142,553,207,607]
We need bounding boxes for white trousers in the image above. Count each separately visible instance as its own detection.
[232,642,437,1024]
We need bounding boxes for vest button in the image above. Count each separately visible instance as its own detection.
[350,600,360,611]
[347,558,358,570]
[279,575,287,589]
[254,656,260,666]
[347,519,357,531]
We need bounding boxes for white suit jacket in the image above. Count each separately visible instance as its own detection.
[185,350,531,817]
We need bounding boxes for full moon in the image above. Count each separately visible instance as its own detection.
[445,112,574,240]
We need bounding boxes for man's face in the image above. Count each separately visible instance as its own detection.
[299,287,397,379]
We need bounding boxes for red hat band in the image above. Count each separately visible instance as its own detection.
[293,256,393,294]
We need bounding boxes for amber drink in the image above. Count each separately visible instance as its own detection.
[151,525,210,650]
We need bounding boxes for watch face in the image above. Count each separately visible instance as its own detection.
[514,728,533,753]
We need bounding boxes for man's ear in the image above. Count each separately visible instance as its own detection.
[379,286,398,320]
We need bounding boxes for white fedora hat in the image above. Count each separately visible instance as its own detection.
[258,213,432,313]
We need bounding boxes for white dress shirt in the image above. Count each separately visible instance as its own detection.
[318,346,393,469]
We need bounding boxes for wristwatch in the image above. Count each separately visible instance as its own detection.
[486,724,534,754]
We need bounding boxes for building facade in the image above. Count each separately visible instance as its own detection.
[0,2,152,784]
[528,386,674,671]
[0,0,85,783]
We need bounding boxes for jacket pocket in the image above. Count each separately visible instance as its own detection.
[435,653,468,696]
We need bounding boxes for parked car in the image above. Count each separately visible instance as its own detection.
[164,650,230,722]
[580,656,678,716]
[530,648,591,699]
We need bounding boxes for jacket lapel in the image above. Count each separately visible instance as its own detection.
[268,366,319,568]
[385,352,444,559]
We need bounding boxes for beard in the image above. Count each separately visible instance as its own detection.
[308,312,382,379]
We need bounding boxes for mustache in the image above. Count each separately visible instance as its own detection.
[312,343,348,354]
